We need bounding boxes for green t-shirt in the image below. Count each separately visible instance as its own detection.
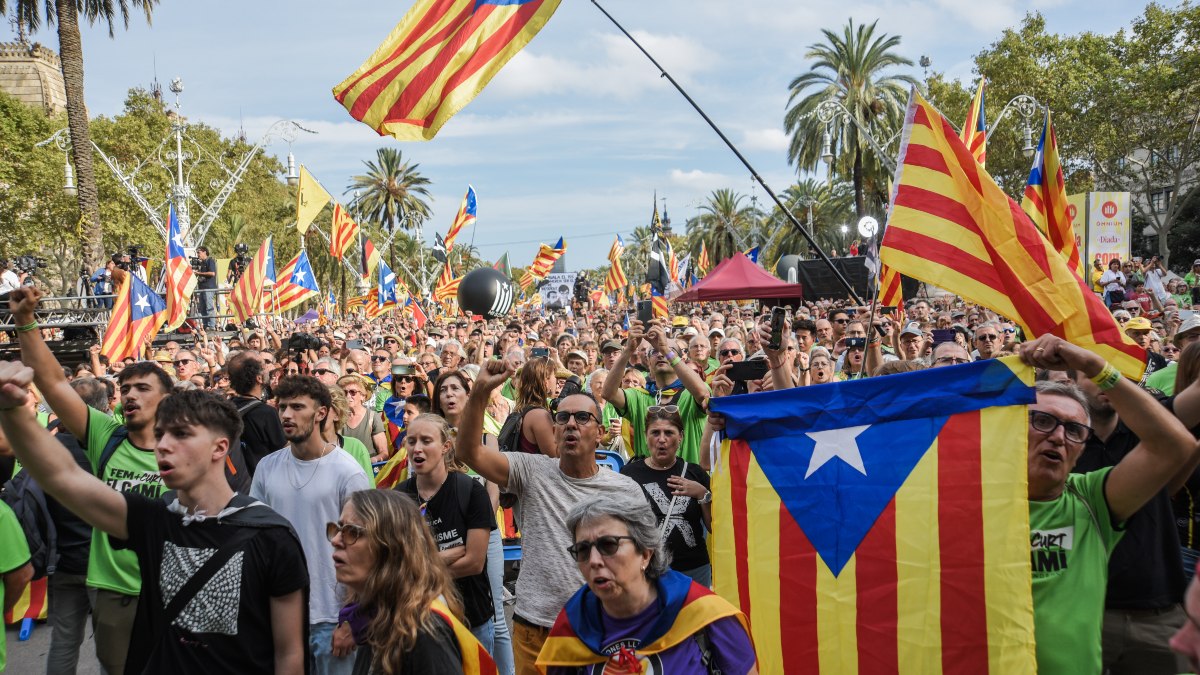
[614,388,707,465]
[85,406,167,596]
[0,501,31,671]
[340,436,376,488]
[1145,361,1177,396]
[1029,468,1123,675]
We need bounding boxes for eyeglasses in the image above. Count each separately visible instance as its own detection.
[371,356,390,362]
[832,318,850,324]
[976,334,999,342]
[1029,410,1093,444]
[173,359,193,366]
[718,349,741,357]
[313,368,332,376]
[553,410,599,425]
[344,389,364,397]
[648,405,679,415]
[566,535,637,563]
[395,376,415,383]
[933,356,970,365]
[326,521,367,546]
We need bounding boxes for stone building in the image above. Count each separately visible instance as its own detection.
[0,41,67,115]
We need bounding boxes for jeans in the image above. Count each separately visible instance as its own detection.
[470,617,496,657]
[47,573,91,674]
[1183,546,1200,582]
[197,287,216,329]
[487,527,515,675]
[679,563,713,588]
[310,621,355,675]
[89,588,138,675]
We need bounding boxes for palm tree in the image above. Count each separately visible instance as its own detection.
[783,19,918,218]
[348,148,433,233]
[5,0,161,270]
[763,179,855,262]
[622,224,656,288]
[684,189,760,265]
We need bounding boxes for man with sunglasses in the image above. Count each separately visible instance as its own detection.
[972,322,1003,361]
[456,360,642,675]
[1019,335,1196,675]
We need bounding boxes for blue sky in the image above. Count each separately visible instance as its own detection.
[4,0,1166,270]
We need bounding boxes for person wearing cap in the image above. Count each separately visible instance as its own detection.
[1145,315,1200,396]
[563,350,588,378]
[600,339,623,371]
[1124,316,1169,382]
[898,322,927,362]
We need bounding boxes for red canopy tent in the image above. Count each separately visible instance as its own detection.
[674,253,804,305]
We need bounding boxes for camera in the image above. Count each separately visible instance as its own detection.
[188,256,205,273]
[287,332,321,353]
[228,243,250,284]
[10,254,48,275]
[112,245,146,272]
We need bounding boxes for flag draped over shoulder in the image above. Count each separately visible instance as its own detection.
[881,90,1146,379]
[332,0,562,142]
[330,203,360,259]
[296,167,331,235]
[709,357,1038,675]
[230,238,273,325]
[445,185,477,251]
[163,203,196,332]
[961,80,987,167]
[101,272,166,362]
[274,250,321,313]
[1022,110,1083,276]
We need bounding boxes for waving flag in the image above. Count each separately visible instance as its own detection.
[100,271,166,362]
[698,241,711,274]
[407,297,429,329]
[878,262,904,311]
[274,250,321,313]
[434,262,461,303]
[229,237,273,325]
[445,185,477,251]
[881,89,1145,379]
[330,203,360,259]
[527,237,565,279]
[709,358,1038,674]
[604,235,627,294]
[361,237,381,279]
[744,246,761,265]
[492,251,511,277]
[333,0,562,141]
[961,80,988,168]
[1021,110,1083,276]
[296,166,332,235]
[163,203,196,332]
[650,287,669,319]
[373,260,400,319]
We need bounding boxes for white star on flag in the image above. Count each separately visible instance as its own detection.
[134,293,151,312]
[171,232,184,251]
[804,425,871,479]
[294,269,307,284]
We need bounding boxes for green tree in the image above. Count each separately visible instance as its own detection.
[4,0,161,271]
[762,179,855,262]
[348,148,433,233]
[784,19,919,218]
[684,189,760,266]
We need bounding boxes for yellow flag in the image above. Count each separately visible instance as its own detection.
[296,166,331,235]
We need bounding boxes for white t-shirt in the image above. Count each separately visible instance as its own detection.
[249,446,369,623]
[503,452,643,627]
[0,269,20,295]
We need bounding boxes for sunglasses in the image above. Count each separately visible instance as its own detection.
[1029,410,1093,444]
[647,405,679,415]
[553,410,599,425]
[566,535,637,563]
[395,376,415,383]
[976,334,999,341]
[173,359,193,366]
[371,355,391,362]
[718,349,741,357]
[326,521,367,546]
[832,318,850,324]
[313,368,333,376]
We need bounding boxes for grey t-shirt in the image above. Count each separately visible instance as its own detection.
[504,453,643,627]
[250,447,370,623]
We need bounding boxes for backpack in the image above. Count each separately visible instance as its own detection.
[1,470,58,578]
[497,406,536,455]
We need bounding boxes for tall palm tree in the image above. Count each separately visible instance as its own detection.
[783,19,918,218]
[684,189,760,265]
[5,0,161,270]
[348,148,433,233]
[764,179,855,262]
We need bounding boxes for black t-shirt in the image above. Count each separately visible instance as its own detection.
[198,257,218,290]
[45,430,93,575]
[1073,417,1185,609]
[231,397,287,475]
[351,612,463,675]
[621,458,711,571]
[397,473,495,627]
[113,492,309,675]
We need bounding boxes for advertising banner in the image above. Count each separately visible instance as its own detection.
[1087,192,1131,268]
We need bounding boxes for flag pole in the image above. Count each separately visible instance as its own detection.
[590,0,863,304]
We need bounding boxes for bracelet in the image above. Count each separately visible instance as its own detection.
[1090,363,1122,391]
[16,321,37,333]
[669,355,682,367]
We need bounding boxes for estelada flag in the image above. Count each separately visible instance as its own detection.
[376,396,409,489]
[100,270,166,362]
[163,203,196,332]
[274,250,321,313]
[881,89,1145,379]
[444,185,477,251]
[650,287,669,319]
[961,80,987,167]
[709,357,1038,674]
[1022,109,1083,276]
[333,0,561,142]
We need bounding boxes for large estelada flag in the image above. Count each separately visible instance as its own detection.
[1022,109,1083,276]
[100,271,166,362]
[229,237,274,325]
[709,357,1038,674]
[444,185,477,251]
[519,236,565,290]
[333,0,562,142]
[881,89,1146,379]
[163,203,196,332]
[961,80,987,167]
[274,250,321,313]
[434,262,461,303]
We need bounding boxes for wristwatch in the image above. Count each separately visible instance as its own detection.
[698,491,712,505]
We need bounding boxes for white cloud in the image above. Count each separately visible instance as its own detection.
[741,128,791,152]
[668,168,739,193]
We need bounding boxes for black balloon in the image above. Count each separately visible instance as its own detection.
[458,267,516,319]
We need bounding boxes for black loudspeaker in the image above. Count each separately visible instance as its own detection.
[794,256,872,302]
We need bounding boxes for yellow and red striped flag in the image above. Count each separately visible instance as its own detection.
[445,185,477,252]
[1021,110,1083,276]
[229,237,273,325]
[332,0,562,142]
[4,577,47,625]
[330,203,360,259]
[710,357,1037,675]
[881,90,1145,379]
[274,250,321,314]
[698,241,711,275]
[878,262,904,311]
[526,236,565,281]
[434,262,461,303]
[163,204,196,332]
[961,80,987,167]
[603,235,627,294]
[100,270,166,362]
[361,237,381,279]
[650,287,669,319]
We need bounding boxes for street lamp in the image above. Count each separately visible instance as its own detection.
[62,159,76,197]
[821,126,834,164]
[285,151,300,187]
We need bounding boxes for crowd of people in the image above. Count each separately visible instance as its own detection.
[4,256,1200,673]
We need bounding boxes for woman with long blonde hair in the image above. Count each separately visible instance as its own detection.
[329,490,494,673]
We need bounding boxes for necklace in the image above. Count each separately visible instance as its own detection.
[288,442,334,491]
[645,455,677,471]
[417,474,447,503]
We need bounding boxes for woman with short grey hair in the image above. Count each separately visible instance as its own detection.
[537,496,759,673]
